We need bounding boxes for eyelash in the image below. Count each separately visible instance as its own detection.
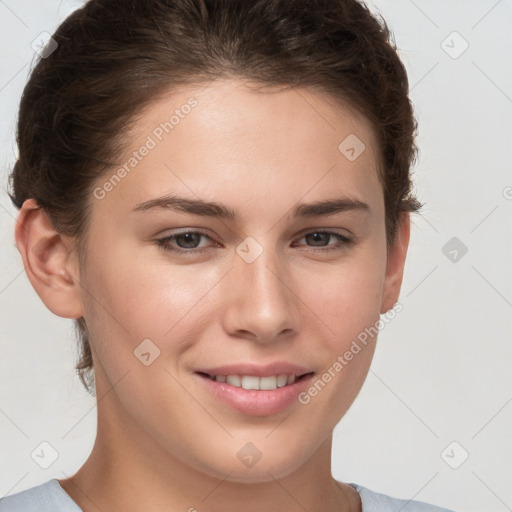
[155,230,354,255]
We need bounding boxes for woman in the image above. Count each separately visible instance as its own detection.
[1,0,454,510]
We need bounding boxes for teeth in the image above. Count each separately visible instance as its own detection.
[211,373,300,390]
[241,375,260,390]
[277,374,288,387]
[259,376,277,390]
[226,375,241,387]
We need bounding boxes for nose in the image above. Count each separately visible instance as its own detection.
[222,244,301,344]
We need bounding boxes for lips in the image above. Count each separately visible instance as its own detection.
[194,362,315,415]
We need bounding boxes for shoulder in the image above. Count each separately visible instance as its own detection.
[350,483,456,512]
[0,479,82,512]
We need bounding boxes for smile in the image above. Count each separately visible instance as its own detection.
[201,373,308,390]
[195,370,315,416]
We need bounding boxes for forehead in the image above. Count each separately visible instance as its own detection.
[93,78,383,222]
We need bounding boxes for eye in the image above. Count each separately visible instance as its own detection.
[293,231,354,252]
[155,230,216,255]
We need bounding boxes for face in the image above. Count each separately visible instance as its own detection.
[74,78,405,482]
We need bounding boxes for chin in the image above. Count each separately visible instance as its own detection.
[195,440,310,484]
[213,461,302,484]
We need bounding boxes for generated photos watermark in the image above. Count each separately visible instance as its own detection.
[298,302,403,405]
[93,97,198,200]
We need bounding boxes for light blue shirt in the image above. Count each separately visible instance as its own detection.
[0,479,455,511]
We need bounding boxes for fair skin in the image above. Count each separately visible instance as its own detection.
[15,78,409,512]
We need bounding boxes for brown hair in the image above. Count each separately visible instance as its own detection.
[8,0,421,396]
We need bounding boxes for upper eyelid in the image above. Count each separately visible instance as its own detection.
[158,228,350,237]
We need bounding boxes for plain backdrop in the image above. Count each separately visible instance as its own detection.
[1,1,511,511]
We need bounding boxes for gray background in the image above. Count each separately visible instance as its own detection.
[1,1,511,511]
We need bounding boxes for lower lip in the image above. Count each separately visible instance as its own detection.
[195,372,315,416]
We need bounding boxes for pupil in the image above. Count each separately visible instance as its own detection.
[307,232,328,246]
[178,233,200,248]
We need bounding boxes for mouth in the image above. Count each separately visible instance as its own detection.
[196,371,313,391]
[194,369,315,416]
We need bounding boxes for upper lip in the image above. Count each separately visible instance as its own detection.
[196,362,313,378]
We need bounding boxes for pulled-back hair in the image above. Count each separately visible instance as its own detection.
[8,0,421,396]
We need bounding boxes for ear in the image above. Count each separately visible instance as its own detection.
[14,198,83,318]
[380,212,411,314]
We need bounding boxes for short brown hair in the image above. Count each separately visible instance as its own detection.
[8,0,421,396]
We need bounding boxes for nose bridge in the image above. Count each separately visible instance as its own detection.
[240,249,285,304]
[225,235,299,341]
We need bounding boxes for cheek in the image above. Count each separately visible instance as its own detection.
[292,249,386,417]
[300,248,387,338]
[79,243,224,371]
[83,238,189,326]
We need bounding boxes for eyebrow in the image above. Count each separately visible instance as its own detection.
[132,194,369,219]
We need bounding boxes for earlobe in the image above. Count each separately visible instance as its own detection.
[380,213,411,314]
[14,198,83,318]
